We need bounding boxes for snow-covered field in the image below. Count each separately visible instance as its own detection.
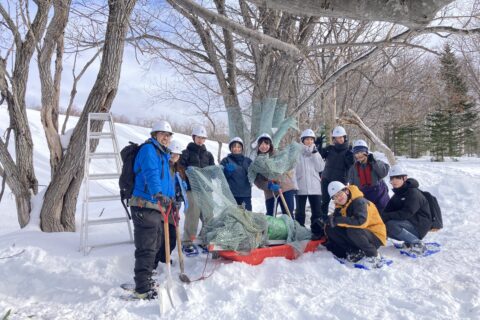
[1,107,479,320]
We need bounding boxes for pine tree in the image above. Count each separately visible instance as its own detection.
[426,44,478,159]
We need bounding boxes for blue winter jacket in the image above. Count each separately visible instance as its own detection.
[220,154,252,198]
[132,138,175,203]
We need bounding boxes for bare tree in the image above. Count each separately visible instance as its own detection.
[38,0,73,176]
[0,1,51,227]
[40,0,137,232]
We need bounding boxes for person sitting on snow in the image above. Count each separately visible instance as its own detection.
[324,181,387,268]
[220,137,253,211]
[128,120,175,300]
[382,165,432,254]
[178,125,215,256]
[348,139,390,213]
[254,133,297,216]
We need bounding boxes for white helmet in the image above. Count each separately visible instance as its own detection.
[353,139,369,154]
[332,126,347,137]
[192,125,208,138]
[169,140,183,154]
[228,137,244,149]
[256,133,272,145]
[389,164,407,177]
[328,181,347,198]
[151,120,173,134]
[300,129,316,140]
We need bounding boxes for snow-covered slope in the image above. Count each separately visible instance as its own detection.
[1,107,479,320]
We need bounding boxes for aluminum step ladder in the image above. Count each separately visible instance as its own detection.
[80,112,133,255]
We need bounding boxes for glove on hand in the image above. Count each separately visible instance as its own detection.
[154,192,171,207]
[328,215,337,228]
[315,134,325,150]
[225,163,236,173]
[367,153,375,162]
[267,181,281,192]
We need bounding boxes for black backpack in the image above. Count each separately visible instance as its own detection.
[421,190,443,231]
[119,141,149,218]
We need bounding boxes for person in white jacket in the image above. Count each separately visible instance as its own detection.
[295,129,325,230]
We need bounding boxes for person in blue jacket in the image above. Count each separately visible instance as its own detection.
[128,120,175,300]
[220,137,253,211]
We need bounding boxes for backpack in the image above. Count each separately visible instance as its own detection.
[421,190,443,231]
[119,141,149,218]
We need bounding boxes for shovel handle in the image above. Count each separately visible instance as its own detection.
[278,190,292,218]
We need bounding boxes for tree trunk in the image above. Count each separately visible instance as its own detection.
[247,0,454,27]
[0,1,51,227]
[40,0,137,232]
[39,0,72,177]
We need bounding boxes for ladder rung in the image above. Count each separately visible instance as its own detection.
[84,241,134,252]
[89,173,120,180]
[88,195,121,202]
[89,152,118,159]
[89,132,113,139]
[89,113,112,121]
[87,217,129,226]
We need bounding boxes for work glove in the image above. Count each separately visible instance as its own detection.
[315,134,325,150]
[267,181,281,192]
[154,192,171,207]
[225,163,236,174]
[310,218,325,237]
[327,215,337,228]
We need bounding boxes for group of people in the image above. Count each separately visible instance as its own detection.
[128,121,435,299]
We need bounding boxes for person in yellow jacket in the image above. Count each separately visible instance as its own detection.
[325,181,387,268]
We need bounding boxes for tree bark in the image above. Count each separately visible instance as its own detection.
[0,1,52,227]
[247,0,455,27]
[40,0,137,232]
[38,0,72,176]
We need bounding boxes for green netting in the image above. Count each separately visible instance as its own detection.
[185,163,312,254]
[248,142,303,184]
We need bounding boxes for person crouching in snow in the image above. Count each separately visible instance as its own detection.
[254,133,297,216]
[220,137,253,211]
[325,181,387,268]
[348,139,390,213]
[129,120,175,300]
[382,165,432,255]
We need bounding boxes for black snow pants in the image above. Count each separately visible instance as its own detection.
[131,206,176,294]
[325,226,382,258]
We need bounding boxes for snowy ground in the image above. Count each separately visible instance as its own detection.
[1,107,479,319]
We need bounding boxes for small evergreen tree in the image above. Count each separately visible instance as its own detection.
[426,44,478,159]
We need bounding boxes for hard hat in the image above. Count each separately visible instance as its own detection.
[353,139,369,154]
[332,126,347,137]
[169,140,183,154]
[300,129,316,140]
[228,137,244,149]
[192,125,208,138]
[328,181,347,198]
[151,120,173,134]
[256,133,272,145]
[389,164,407,177]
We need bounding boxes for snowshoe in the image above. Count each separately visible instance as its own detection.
[396,242,441,258]
[182,244,199,257]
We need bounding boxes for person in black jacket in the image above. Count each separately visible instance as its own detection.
[382,165,432,254]
[220,137,253,211]
[178,125,215,256]
[312,126,354,237]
